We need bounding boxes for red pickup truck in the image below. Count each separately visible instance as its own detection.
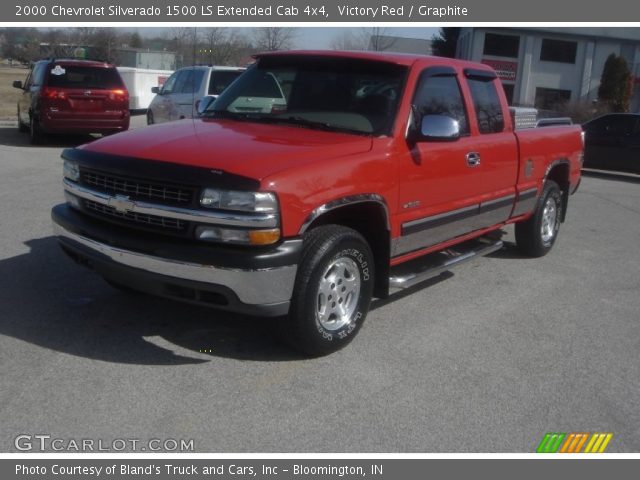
[52,51,583,356]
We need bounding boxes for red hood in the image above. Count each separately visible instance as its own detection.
[80,119,373,181]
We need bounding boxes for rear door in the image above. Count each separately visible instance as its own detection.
[462,69,519,227]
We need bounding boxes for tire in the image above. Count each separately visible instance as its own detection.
[17,108,28,133]
[29,115,44,145]
[515,180,563,257]
[279,225,374,356]
[147,110,154,125]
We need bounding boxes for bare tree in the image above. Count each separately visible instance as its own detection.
[330,30,366,51]
[170,27,197,67]
[367,28,397,52]
[330,28,397,52]
[91,28,122,63]
[253,27,296,51]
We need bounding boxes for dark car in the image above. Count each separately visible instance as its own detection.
[13,59,130,144]
[582,113,640,174]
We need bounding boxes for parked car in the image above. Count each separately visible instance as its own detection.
[14,59,130,144]
[147,65,244,124]
[52,51,583,356]
[582,113,640,174]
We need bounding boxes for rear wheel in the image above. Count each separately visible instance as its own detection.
[29,115,44,145]
[515,180,563,257]
[279,225,374,356]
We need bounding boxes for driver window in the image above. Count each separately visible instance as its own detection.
[414,74,469,135]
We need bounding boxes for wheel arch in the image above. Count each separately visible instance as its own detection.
[545,159,571,222]
[299,195,391,298]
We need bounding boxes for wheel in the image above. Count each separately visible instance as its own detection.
[279,225,374,356]
[147,110,154,125]
[29,115,44,145]
[17,108,28,133]
[515,180,563,257]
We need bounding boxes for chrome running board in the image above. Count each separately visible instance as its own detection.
[389,238,504,292]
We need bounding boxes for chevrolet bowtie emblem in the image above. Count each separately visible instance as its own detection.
[109,194,135,213]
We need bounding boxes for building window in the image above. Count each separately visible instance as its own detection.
[467,78,505,134]
[502,84,515,104]
[483,33,520,59]
[540,39,577,64]
[535,87,571,110]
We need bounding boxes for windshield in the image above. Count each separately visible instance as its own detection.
[206,56,408,136]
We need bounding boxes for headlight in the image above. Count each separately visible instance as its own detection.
[200,188,277,213]
[63,160,80,182]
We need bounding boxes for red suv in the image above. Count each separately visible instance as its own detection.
[13,59,130,143]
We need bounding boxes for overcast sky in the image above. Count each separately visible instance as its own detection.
[134,27,439,49]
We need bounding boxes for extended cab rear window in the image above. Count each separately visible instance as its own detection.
[466,77,505,134]
[46,66,124,89]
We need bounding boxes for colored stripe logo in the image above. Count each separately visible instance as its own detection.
[537,432,613,453]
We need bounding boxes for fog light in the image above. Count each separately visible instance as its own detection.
[64,191,82,210]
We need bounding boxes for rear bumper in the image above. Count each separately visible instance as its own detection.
[52,204,301,317]
[41,112,130,134]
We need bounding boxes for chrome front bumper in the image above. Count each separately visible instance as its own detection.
[53,221,298,314]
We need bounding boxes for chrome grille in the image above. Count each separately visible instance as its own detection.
[84,199,187,231]
[81,170,193,205]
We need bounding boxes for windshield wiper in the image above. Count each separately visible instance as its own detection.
[201,111,367,135]
[267,115,365,135]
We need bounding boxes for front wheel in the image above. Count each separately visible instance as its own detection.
[146,110,154,125]
[515,180,563,257]
[17,108,28,133]
[279,225,374,356]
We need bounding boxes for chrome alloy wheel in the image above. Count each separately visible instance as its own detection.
[316,257,361,331]
[541,197,558,244]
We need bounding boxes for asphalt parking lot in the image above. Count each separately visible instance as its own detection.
[0,117,638,453]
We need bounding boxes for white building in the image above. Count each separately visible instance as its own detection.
[456,27,640,111]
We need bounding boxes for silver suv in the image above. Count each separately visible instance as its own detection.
[147,65,244,124]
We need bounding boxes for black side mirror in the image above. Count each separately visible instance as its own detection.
[13,80,23,89]
[151,86,160,94]
[419,115,461,142]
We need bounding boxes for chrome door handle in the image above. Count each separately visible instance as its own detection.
[466,152,481,167]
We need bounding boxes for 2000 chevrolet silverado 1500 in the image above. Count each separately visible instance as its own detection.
[52,51,583,355]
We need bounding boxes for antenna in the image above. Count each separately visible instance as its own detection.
[192,27,197,118]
